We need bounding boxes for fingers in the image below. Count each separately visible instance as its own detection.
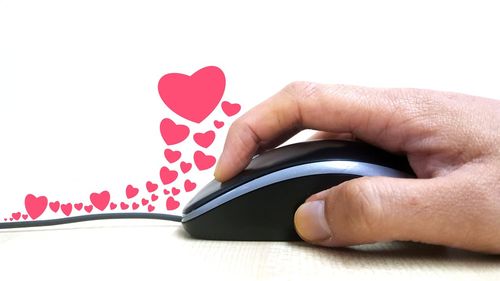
[294,173,500,253]
[214,85,303,181]
[214,82,434,182]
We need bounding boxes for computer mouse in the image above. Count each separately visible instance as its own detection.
[181,140,415,241]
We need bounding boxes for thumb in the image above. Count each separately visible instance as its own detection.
[293,176,459,247]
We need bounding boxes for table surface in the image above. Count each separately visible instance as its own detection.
[0,219,498,281]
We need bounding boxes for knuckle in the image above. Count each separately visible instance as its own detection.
[282,81,321,100]
[280,81,323,124]
[334,178,384,235]
[226,117,244,139]
[228,117,259,145]
[228,117,245,133]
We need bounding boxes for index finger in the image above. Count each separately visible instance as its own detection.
[213,82,429,182]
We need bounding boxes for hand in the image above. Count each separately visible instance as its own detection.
[213,82,500,254]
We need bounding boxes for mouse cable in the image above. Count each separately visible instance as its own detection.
[0,213,182,229]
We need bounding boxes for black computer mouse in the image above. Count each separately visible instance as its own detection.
[182,140,415,241]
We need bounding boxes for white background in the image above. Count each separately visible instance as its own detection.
[1,0,499,218]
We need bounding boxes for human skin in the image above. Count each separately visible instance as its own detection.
[213,82,500,254]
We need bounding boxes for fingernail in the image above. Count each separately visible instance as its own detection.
[213,162,221,180]
[213,153,224,180]
[294,200,331,242]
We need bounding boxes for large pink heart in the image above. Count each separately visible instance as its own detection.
[90,191,110,211]
[24,194,48,220]
[158,66,226,123]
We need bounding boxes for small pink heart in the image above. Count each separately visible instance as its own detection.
[9,218,13,221]
[84,205,93,213]
[194,151,216,170]
[141,198,149,206]
[90,191,110,211]
[61,203,72,216]
[180,161,192,173]
[132,202,140,210]
[22,214,28,220]
[163,189,170,195]
[12,212,21,221]
[24,194,48,220]
[171,187,180,196]
[110,202,117,210]
[49,201,60,213]
[146,181,158,193]
[160,167,178,185]
[148,205,155,212]
[120,202,129,210]
[193,130,215,148]
[184,180,197,192]
[221,101,241,116]
[74,203,83,211]
[166,196,180,211]
[3,218,7,221]
[164,149,182,163]
[151,194,159,202]
[160,118,190,145]
[126,185,139,199]
[214,120,224,129]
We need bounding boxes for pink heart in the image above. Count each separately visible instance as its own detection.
[110,202,117,210]
[160,118,190,145]
[74,203,83,211]
[146,181,158,193]
[61,203,72,216]
[22,214,28,220]
[84,205,93,213]
[126,185,139,199]
[193,130,215,148]
[148,205,155,212]
[221,101,241,116]
[151,194,159,202]
[90,191,110,211]
[12,212,21,221]
[49,201,60,213]
[163,189,170,195]
[158,66,226,123]
[164,149,181,163]
[166,196,180,211]
[194,151,216,171]
[132,202,140,210]
[180,161,192,173]
[171,187,180,196]
[160,167,178,185]
[214,120,224,129]
[120,202,129,210]
[184,180,197,192]
[141,198,149,206]
[24,194,48,220]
